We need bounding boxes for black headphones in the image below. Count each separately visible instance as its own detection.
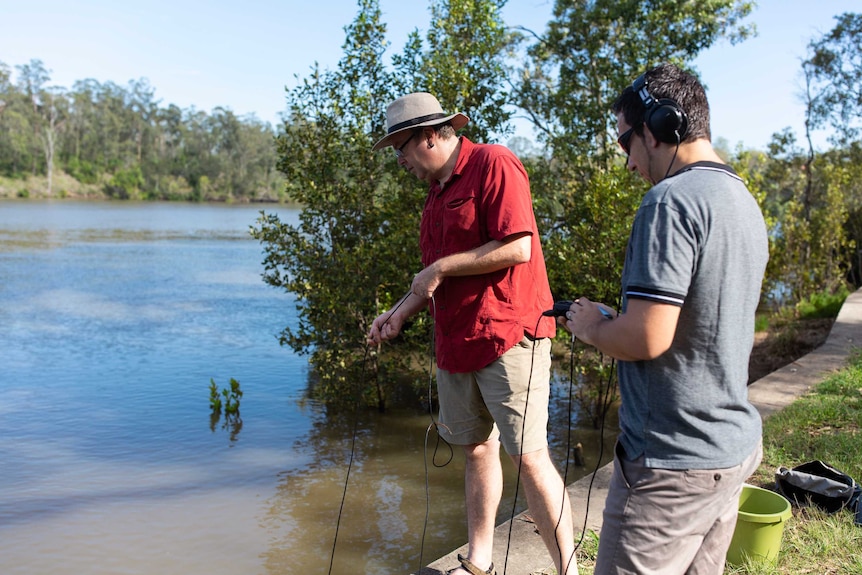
[631,73,689,144]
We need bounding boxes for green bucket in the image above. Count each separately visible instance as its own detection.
[726,484,793,566]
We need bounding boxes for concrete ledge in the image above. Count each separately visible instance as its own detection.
[417,288,862,575]
[748,290,862,417]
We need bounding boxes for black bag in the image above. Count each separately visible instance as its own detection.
[775,460,862,525]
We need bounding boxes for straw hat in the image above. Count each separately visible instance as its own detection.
[372,92,469,151]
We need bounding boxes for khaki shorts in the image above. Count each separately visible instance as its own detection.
[435,335,551,455]
[595,440,763,575]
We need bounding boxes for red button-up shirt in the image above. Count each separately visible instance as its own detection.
[419,137,556,373]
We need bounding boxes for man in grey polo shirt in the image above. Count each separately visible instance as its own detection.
[561,63,768,574]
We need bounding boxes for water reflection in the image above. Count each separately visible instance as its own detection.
[261,409,463,574]
[260,374,618,575]
[0,201,618,575]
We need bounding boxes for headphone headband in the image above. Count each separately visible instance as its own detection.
[632,74,655,109]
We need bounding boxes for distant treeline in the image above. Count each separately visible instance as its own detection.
[0,59,283,202]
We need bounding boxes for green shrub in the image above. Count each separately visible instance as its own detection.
[797,285,850,319]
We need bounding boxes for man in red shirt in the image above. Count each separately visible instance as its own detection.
[367,93,577,575]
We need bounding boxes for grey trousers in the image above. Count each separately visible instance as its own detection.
[594,440,763,575]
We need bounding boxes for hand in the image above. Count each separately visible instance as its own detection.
[410,264,442,299]
[559,297,612,346]
[367,310,405,344]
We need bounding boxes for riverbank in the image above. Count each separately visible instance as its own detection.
[0,172,102,200]
[0,172,287,202]
[417,288,862,575]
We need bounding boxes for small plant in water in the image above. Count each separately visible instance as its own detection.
[209,377,242,414]
[208,378,243,442]
[209,378,223,413]
[222,377,243,414]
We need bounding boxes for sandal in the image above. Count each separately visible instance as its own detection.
[446,553,496,575]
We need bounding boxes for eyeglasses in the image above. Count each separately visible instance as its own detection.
[394,132,416,158]
[617,124,641,156]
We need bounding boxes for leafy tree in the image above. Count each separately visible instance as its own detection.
[537,162,641,426]
[833,144,862,285]
[14,59,67,194]
[805,12,862,146]
[514,0,755,170]
[419,0,517,143]
[727,146,783,302]
[744,12,862,307]
[250,0,771,416]
[252,0,520,411]
[748,130,851,305]
[513,1,757,424]
[253,0,421,411]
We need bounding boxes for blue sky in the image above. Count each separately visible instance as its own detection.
[2,0,858,150]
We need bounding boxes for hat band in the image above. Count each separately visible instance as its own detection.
[388,112,449,134]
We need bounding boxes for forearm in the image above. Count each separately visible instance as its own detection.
[568,298,679,361]
[581,315,657,361]
[394,291,429,319]
[434,234,531,277]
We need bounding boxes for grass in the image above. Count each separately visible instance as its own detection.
[572,351,862,575]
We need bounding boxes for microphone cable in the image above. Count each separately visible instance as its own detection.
[416,294,455,572]
[501,314,544,574]
[327,290,414,575]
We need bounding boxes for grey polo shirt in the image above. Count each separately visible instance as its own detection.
[617,162,769,470]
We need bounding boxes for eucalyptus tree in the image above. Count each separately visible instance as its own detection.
[232,114,281,201]
[125,78,158,166]
[205,107,279,201]
[18,60,68,196]
[64,79,103,182]
[15,59,68,195]
[66,79,134,174]
[0,60,36,176]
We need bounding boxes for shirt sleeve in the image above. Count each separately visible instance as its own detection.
[479,150,535,242]
[625,200,695,307]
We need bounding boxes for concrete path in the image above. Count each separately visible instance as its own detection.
[415,288,862,575]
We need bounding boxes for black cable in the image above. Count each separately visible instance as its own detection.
[326,344,369,575]
[569,295,620,559]
[327,290,414,575]
[663,138,681,181]
[572,348,617,556]
[417,295,454,572]
[501,315,544,575]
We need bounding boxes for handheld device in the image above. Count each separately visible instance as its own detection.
[542,300,614,319]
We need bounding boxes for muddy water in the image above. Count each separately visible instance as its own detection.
[0,201,616,575]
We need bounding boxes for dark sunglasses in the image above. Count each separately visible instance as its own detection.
[617,124,641,156]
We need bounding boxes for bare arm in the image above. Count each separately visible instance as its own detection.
[368,233,531,344]
[410,233,531,298]
[563,297,680,361]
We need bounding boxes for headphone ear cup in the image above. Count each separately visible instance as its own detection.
[646,98,689,143]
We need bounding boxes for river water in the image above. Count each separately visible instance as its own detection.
[0,200,615,575]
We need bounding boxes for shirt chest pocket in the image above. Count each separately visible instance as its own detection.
[442,194,482,253]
